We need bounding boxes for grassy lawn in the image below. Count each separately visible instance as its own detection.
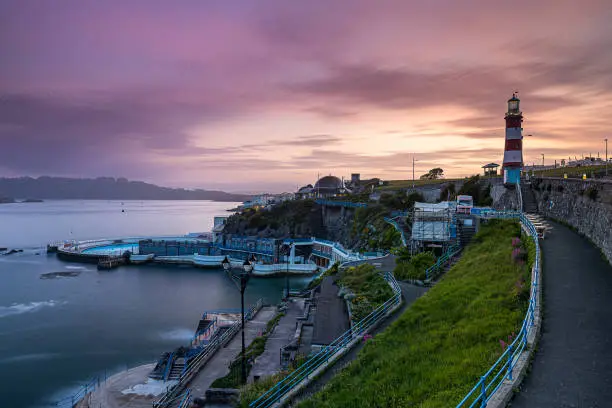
[377,176,502,192]
[536,164,607,178]
[298,220,530,408]
[377,178,460,191]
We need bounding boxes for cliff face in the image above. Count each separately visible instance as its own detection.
[222,199,403,252]
[530,178,612,264]
[223,200,327,239]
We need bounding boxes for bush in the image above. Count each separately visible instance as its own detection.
[394,251,436,281]
[339,264,394,321]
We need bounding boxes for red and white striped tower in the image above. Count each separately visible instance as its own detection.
[502,92,523,184]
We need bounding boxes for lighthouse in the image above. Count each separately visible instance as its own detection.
[502,93,523,185]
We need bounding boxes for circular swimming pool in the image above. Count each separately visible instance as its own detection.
[81,243,139,255]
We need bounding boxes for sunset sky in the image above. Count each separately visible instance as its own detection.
[1,0,611,193]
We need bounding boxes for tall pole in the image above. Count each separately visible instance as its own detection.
[606,138,608,176]
[412,154,416,188]
[285,244,291,298]
[240,277,247,384]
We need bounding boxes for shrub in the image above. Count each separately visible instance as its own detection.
[394,251,436,281]
[339,264,394,321]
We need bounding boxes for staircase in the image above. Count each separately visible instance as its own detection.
[456,216,476,247]
[167,357,185,381]
[521,183,538,213]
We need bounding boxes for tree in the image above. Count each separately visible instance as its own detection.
[420,168,444,180]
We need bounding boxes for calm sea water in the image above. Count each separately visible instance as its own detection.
[0,201,309,408]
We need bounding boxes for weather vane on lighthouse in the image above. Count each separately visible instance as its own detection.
[502,92,524,186]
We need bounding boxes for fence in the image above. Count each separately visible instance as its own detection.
[424,243,462,281]
[55,376,103,408]
[383,216,409,246]
[153,298,264,408]
[54,360,152,408]
[456,211,540,407]
[315,199,368,208]
[249,273,402,408]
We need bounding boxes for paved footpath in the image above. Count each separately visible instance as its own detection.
[189,306,276,398]
[250,298,305,381]
[511,221,612,407]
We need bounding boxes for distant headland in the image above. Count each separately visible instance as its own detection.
[0,197,44,204]
[0,176,251,202]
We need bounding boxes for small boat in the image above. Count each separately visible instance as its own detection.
[193,254,227,268]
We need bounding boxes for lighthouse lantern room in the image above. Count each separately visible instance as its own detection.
[502,92,524,185]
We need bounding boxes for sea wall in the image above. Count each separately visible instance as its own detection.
[531,177,612,264]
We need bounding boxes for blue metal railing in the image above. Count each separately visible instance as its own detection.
[177,389,192,408]
[249,273,402,408]
[315,199,368,208]
[311,249,332,259]
[456,210,540,407]
[162,352,175,381]
[383,216,409,246]
[55,376,103,408]
[424,243,462,281]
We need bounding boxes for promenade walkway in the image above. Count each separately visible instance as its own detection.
[249,298,305,381]
[511,221,612,407]
[189,306,276,398]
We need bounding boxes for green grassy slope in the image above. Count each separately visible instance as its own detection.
[298,220,530,408]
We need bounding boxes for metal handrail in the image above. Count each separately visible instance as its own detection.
[456,211,540,407]
[516,181,523,212]
[424,243,461,281]
[249,273,402,408]
[383,216,409,246]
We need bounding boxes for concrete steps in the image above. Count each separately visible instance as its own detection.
[458,225,476,247]
[168,357,185,381]
[524,213,553,238]
[521,184,538,213]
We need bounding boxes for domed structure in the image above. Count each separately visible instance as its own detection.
[314,175,343,197]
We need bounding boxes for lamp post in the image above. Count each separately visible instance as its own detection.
[541,154,545,177]
[605,138,608,176]
[285,243,293,299]
[222,255,253,384]
[412,155,418,188]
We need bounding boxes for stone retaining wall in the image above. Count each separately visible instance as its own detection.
[531,177,612,264]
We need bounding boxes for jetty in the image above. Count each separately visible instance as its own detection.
[97,256,126,270]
